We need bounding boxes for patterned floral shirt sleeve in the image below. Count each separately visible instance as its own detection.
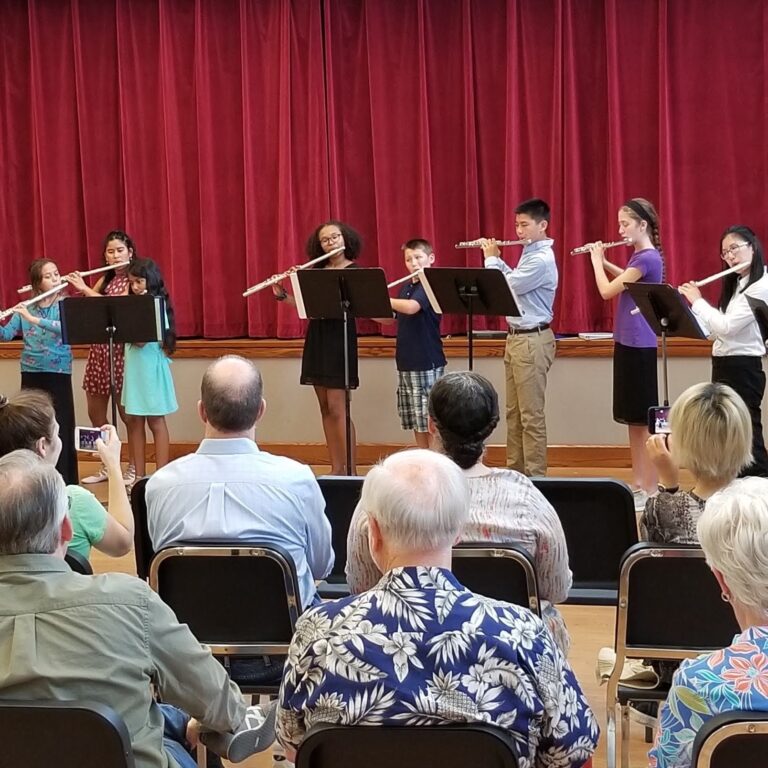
[650,627,768,768]
[344,501,382,593]
[278,566,598,766]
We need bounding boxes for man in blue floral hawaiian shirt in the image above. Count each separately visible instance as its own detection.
[277,449,598,767]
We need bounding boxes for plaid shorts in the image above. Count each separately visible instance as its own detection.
[396,367,445,432]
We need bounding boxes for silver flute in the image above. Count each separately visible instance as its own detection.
[569,238,631,255]
[455,238,530,249]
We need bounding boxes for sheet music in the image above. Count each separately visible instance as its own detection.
[290,271,307,320]
[417,270,442,314]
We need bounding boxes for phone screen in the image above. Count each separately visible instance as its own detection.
[648,406,671,435]
[75,427,105,452]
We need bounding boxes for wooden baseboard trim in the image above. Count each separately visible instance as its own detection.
[101,441,632,468]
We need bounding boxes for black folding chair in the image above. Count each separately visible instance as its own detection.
[130,477,154,580]
[606,543,741,768]
[64,548,93,575]
[0,699,134,767]
[296,723,518,768]
[531,477,637,605]
[149,542,302,696]
[316,475,364,598]
[692,711,768,767]
[451,543,541,615]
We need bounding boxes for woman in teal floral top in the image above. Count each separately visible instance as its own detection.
[651,477,768,767]
[0,259,77,483]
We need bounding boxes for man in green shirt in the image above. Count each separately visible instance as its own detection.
[0,449,276,768]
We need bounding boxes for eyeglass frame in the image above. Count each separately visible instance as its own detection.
[720,242,751,261]
[319,232,343,246]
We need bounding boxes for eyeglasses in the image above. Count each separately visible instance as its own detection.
[319,232,342,246]
[721,242,750,261]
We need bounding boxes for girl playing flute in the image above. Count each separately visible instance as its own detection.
[0,258,78,484]
[272,220,361,474]
[588,199,664,510]
[679,225,768,476]
[66,230,136,485]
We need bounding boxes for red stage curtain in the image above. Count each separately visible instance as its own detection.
[1,0,767,337]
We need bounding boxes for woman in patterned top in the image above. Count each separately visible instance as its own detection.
[66,230,136,485]
[641,381,752,544]
[346,371,572,653]
[651,477,768,767]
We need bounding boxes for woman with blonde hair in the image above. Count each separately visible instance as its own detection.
[642,381,752,544]
[651,477,768,766]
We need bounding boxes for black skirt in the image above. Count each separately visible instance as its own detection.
[300,317,359,390]
[613,342,658,426]
[21,371,78,484]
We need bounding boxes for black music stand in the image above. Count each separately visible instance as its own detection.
[747,296,768,345]
[293,268,392,476]
[625,283,707,406]
[61,296,165,426]
[420,268,521,370]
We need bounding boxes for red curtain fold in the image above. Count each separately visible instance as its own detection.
[1,0,767,337]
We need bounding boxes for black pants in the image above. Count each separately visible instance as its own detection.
[712,356,768,477]
[21,371,78,485]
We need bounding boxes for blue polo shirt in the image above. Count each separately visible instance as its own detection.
[395,281,446,372]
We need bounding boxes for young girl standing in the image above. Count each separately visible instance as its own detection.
[588,199,664,508]
[272,220,361,474]
[0,259,78,484]
[679,225,768,476]
[121,258,178,482]
[67,230,136,484]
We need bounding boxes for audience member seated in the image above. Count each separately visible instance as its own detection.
[278,449,598,766]
[0,390,134,559]
[0,450,277,768]
[346,371,572,652]
[641,382,752,544]
[651,477,768,767]
[146,355,333,610]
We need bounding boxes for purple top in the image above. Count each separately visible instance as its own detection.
[614,248,663,347]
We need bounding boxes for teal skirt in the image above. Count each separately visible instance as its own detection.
[121,342,178,416]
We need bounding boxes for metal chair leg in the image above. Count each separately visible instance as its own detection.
[620,704,630,768]
[606,703,617,768]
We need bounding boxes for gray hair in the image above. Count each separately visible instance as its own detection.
[360,449,469,552]
[0,450,68,555]
[698,477,768,616]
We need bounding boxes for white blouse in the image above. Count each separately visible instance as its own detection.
[692,272,768,357]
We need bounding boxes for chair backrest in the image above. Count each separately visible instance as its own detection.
[692,711,768,768]
[317,476,364,582]
[130,477,154,580]
[531,477,638,604]
[296,723,518,768]
[0,699,134,767]
[64,548,93,575]
[149,543,302,655]
[616,543,740,660]
[451,543,541,615]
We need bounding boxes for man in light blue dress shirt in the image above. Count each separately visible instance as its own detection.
[146,355,333,610]
[483,198,558,476]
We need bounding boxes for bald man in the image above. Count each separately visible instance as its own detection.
[146,355,333,610]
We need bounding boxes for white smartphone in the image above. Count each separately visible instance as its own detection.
[74,426,107,452]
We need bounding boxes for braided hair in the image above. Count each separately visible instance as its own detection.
[428,372,499,469]
[621,198,665,281]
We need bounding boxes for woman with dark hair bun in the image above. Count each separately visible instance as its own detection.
[345,370,572,653]
[679,225,768,476]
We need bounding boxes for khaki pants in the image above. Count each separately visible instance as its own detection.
[504,327,555,475]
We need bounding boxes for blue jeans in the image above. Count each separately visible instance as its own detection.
[161,704,196,768]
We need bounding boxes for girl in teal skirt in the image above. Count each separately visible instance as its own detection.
[122,258,178,481]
